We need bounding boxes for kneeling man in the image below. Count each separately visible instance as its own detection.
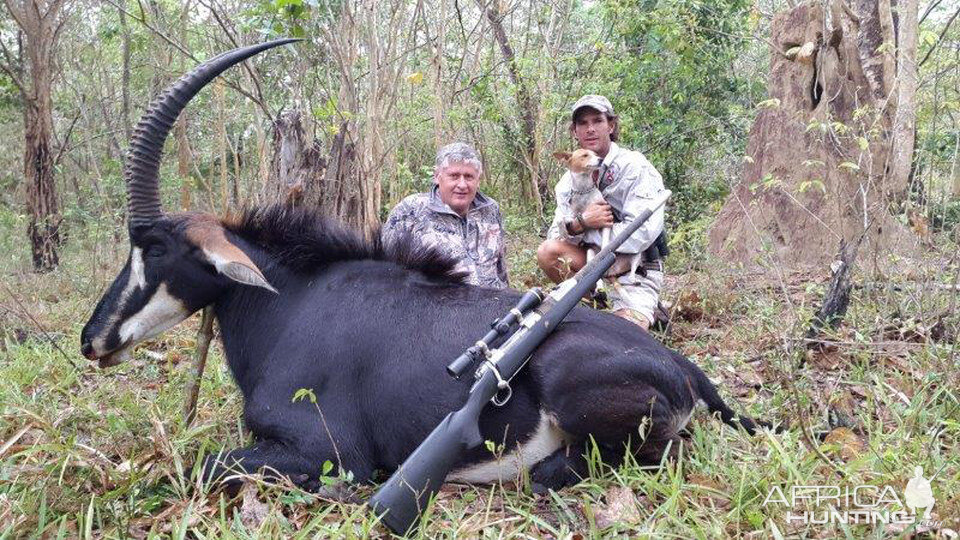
[538,95,668,330]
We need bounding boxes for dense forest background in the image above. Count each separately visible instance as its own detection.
[1,0,958,537]
[0,0,957,274]
[0,0,945,274]
[0,0,957,275]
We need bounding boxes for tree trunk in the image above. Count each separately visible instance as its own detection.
[480,0,543,216]
[360,0,383,233]
[313,0,410,236]
[256,119,269,194]
[805,237,861,346]
[262,110,325,207]
[888,0,919,200]
[177,115,192,211]
[216,79,229,212]
[853,0,895,102]
[25,94,60,271]
[322,122,362,229]
[232,132,242,203]
[6,0,68,272]
[708,1,918,270]
[119,3,132,141]
[432,0,447,147]
[176,0,191,211]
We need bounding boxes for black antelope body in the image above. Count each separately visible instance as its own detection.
[81,39,762,491]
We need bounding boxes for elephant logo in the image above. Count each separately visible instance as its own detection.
[904,466,935,520]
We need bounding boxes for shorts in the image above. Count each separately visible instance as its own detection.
[605,260,664,325]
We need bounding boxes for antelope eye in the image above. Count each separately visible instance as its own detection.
[144,243,167,258]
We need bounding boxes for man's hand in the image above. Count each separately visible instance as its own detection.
[581,201,614,229]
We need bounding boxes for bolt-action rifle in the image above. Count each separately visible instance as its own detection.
[369,190,672,535]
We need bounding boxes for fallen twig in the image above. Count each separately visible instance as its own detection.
[796,337,927,350]
[0,423,33,458]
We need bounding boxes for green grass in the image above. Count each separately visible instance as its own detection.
[1,216,958,538]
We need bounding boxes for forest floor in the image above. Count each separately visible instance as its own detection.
[1,221,958,539]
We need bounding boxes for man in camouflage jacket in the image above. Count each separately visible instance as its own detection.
[382,142,509,289]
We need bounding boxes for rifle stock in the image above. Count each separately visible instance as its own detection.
[369,377,494,534]
[370,190,672,535]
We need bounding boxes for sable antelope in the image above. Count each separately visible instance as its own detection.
[80,39,762,491]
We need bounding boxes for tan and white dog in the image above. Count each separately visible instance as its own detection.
[553,149,641,281]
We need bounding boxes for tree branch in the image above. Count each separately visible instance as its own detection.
[197,0,273,120]
[2,0,27,30]
[102,0,196,60]
[840,0,861,27]
[0,37,25,94]
[919,0,942,25]
[102,0,273,118]
[0,61,25,94]
[52,107,82,167]
[918,5,960,67]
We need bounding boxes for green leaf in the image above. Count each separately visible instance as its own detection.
[292,387,317,404]
[798,179,826,194]
[838,162,860,172]
[322,460,334,475]
[761,173,781,189]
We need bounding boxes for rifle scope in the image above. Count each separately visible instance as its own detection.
[446,288,544,378]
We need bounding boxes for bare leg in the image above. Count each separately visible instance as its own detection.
[536,240,587,283]
[614,308,650,330]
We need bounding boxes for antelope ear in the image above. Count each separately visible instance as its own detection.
[186,219,278,294]
[552,151,572,164]
[208,255,278,294]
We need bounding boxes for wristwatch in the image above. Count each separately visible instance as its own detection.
[566,213,586,235]
[576,212,587,230]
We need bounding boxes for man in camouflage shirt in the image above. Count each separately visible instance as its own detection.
[382,142,509,289]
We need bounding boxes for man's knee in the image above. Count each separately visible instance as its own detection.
[614,308,651,330]
[536,240,563,269]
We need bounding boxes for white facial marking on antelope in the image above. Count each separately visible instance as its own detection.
[81,40,293,367]
[118,283,191,345]
[128,247,147,293]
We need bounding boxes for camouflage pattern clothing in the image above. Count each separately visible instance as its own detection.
[382,186,509,289]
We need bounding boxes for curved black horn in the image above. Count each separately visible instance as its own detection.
[125,38,301,228]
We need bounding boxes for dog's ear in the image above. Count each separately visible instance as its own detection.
[552,151,572,164]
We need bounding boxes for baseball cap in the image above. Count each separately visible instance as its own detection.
[571,94,614,117]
